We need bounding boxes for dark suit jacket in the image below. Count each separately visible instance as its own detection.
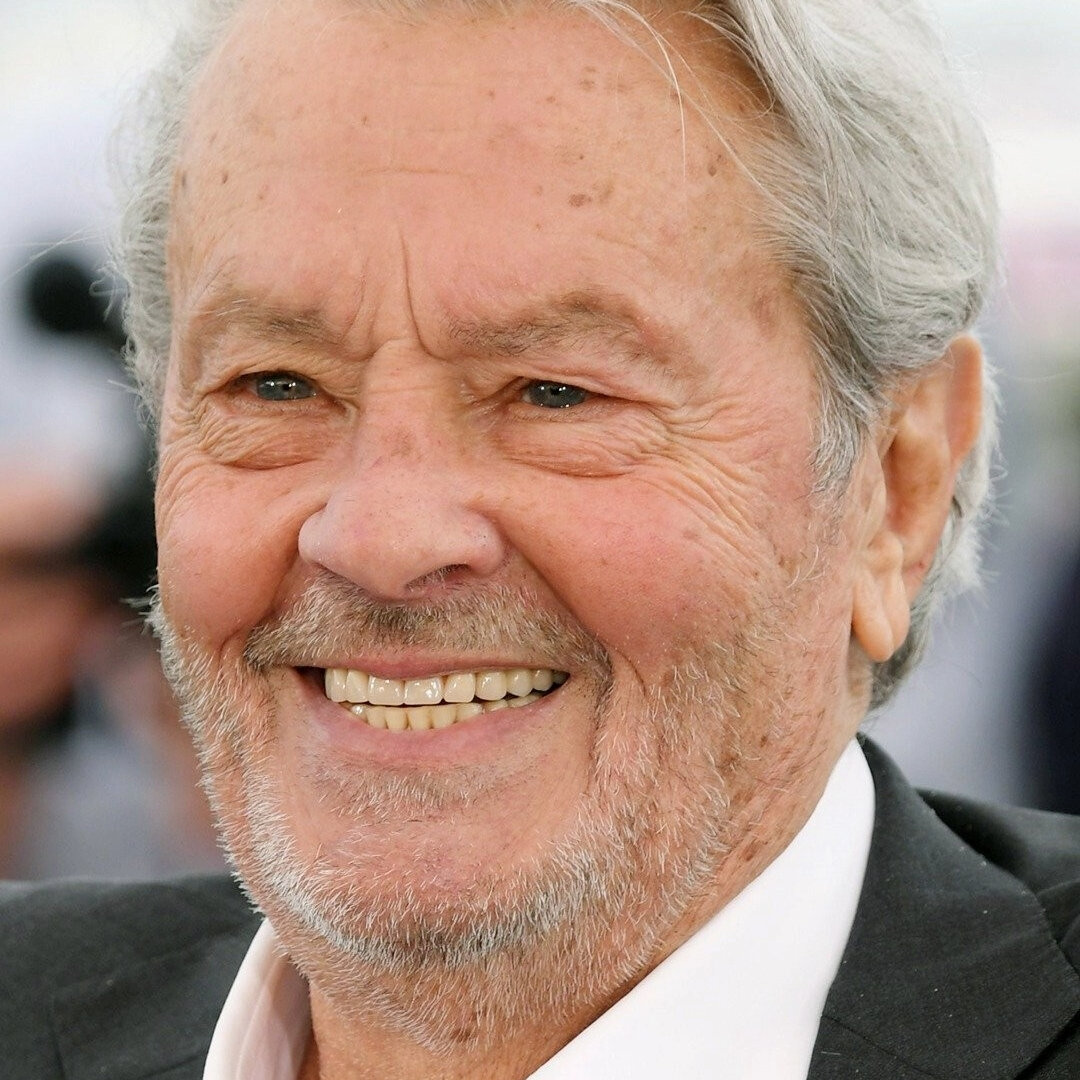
[3,740,1080,1079]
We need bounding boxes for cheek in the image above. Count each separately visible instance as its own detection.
[155,453,302,648]
[506,468,796,668]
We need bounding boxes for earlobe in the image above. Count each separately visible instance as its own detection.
[852,573,909,663]
[850,335,984,663]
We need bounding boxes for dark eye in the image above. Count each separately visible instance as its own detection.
[247,372,317,401]
[521,381,590,408]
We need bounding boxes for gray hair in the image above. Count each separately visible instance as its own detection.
[114,0,1000,708]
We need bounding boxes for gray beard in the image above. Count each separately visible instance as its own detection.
[151,575,768,1053]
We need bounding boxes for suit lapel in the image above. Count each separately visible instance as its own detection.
[809,740,1080,1079]
[51,917,257,1080]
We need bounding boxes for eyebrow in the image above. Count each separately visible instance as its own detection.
[445,294,669,368]
[185,292,341,354]
[185,287,674,374]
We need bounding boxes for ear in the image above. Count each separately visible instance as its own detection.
[851,335,983,663]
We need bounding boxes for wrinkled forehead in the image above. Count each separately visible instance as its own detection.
[171,0,778,289]
[177,0,767,185]
[164,0,797,378]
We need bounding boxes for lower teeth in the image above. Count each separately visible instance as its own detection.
[348,693,543,732]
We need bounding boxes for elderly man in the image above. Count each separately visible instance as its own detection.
[3,0,1080,1076]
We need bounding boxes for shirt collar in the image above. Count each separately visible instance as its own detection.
[203,919,309,1079]
[206,740,874,1080]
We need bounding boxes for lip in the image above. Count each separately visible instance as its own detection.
[288,666,567,769]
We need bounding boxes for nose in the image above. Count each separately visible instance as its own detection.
[297,388,507,601]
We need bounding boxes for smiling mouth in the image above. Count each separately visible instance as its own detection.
[322,667,568,732]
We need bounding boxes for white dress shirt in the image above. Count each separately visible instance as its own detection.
[205,740,875,1079]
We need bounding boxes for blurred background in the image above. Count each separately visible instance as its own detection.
[0,0,1077,880]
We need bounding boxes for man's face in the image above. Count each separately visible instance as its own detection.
[158,0,869,1034]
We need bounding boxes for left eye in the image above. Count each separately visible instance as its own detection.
[521,381,590,408]
[245,372,318,401]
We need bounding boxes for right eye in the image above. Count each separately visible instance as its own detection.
[521,381,591,409]
[240,371,318,401]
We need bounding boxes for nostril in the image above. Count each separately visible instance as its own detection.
[404,564,470,593]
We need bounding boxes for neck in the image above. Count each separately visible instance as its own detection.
[301,984,589,1080]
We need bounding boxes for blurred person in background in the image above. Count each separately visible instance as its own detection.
[0,462,107,870]
[0,66,225,875]
[0,241,220,878]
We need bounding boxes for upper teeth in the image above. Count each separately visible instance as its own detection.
[324,667,565,707]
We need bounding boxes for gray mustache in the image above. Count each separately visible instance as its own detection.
[242,572,611,678]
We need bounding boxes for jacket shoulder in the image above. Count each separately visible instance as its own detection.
[922,790,1080,961]
[0,875,257,1078]
[0,874,254,983]
[814,741,1080,1080]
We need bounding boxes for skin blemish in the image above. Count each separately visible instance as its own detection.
[221,170,230,185]
[568,193,591,207]
[778,551,800,577]
[750,288,781,336]
[385,428,418,461]
[739,835,766,864]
